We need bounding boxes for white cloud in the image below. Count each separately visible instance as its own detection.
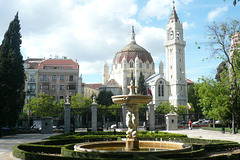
[140,0,172,21]
[207,6,228,22]
[183,22,195,30]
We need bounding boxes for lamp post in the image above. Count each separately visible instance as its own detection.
[26,89,30,128]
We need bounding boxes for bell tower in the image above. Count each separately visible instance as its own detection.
[164,3,187,106]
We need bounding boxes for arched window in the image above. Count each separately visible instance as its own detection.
[176,31,180,40]
[169,31,174,40]
[158,81,164,97]
[130,61,134,68]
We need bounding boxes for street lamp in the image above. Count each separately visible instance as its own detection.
[26,89,30,128]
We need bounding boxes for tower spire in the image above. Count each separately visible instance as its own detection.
[131,26,136,43]
[169,1,179,23]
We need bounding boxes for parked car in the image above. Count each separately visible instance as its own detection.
[110,122,123,129]
[192,119,210,125]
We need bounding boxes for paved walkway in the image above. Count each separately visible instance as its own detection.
[0,133,60,160]
[0,129,239,160]
[164,128,240,143]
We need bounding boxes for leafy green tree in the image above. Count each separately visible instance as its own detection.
[176,105,195,114]
[137,72,147,95]
[188,84,201,113]
[0,13,25,135]
[97,90,113,106]
[215,61,228,82]
[71,93,93,114]
[224,0,239,6]
[195,76,232,126]
[200,18,240,132]
[25,93,64,118]
[156,102,176,114]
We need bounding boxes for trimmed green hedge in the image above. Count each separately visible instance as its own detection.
[12,131,240,160]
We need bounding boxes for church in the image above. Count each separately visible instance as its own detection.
[100,6,187,107]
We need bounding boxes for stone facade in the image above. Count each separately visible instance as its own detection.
[102,7,188,107]
[24,57,80,102]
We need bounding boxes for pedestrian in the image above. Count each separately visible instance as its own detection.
[189,119,192,130]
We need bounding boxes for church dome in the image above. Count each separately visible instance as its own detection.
[113,26,153,65]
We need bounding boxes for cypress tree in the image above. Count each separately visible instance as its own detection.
[0,13,25,135]
[137,72,147,95]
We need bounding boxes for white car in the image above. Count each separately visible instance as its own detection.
[110,122,123,129]
[192,119,210,125]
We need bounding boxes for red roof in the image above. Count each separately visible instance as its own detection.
[186,79,194,85]
[85,83,102,89]
[38,59,79,69]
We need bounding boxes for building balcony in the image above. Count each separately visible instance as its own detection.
[67,79,77,84]
[39,78,49,83]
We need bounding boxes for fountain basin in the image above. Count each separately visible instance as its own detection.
[111,95,152,105]
[74,141,191,155]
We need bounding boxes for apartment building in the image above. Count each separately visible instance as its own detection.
[82,83,102,98]
[24,57,80,102]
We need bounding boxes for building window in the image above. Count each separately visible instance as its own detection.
[147,63,149,69]
[60,75,64,80]
[44,67,50,69]
[52,85,56,90]
[180,77,182,80]
[115,64,117,69]
[52,75,56,80]
[67,85,75,90]
[68,67,73,69]
[170,66,172,69]
[29,75,35,82]
[171,75,172,79]
[158,81,164,97]
[130,61,134,68]
[60,96,64,100]
[69,75,73,81]
[43,75,47,82]
[41,85,48,90]
[176,31,180,40]
[29,84,35,91]
[61,67,64,69]
[60,85,64,90]
[139,62,142,68]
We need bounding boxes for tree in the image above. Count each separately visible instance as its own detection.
[156,102,176,114]
[71,93,93,114]
[137,72,147,95]
[224,0,239,6]
[195,76,232,126]
[97,90,114,106]
[201,18,240,132]
[215,61,228,82]
[188,84,201,113]
[25,93,64,118]
[0,13,25,135]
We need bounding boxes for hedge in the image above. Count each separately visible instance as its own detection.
[13,143,144,160]
[12,131,240,160]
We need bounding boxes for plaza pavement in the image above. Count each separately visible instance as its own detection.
[0,133,60,160]
[0,129,240,160]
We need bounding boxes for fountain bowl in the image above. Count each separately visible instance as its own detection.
[111,95,152,105]
[74,141,191,156]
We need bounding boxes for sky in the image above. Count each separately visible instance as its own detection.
[0,0,239,84]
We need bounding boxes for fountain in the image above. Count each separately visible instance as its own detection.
[74,81,191,155]
[111,80,152,151]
